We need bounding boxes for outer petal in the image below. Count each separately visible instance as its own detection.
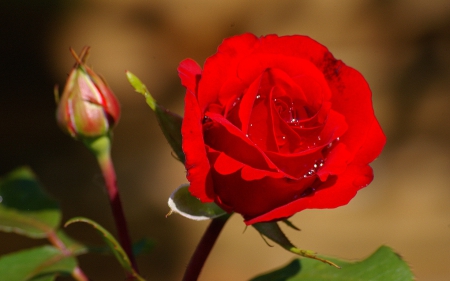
[209,165,317,219]
[257,34,330,67]
[319,55,386,164]
[178,58,202,96]
[182,91,214,202]
[197,33,260,111]
[245,164,373,225]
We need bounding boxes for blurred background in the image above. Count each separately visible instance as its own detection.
[1,0,450,280]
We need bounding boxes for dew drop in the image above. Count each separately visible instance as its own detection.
[277,135,287,147]
[256,94,261,99]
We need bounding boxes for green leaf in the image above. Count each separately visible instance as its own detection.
[55,230,88,256]
[0,167,61,238]
[249,246,414,281]
[167,184,227,221]
[126,71,185,163]
[64,217,145,281]
[253,222,339,268]
[0,245,77,281]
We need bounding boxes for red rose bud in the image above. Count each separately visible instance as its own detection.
[56,47,120,139]
[178,33,386,225]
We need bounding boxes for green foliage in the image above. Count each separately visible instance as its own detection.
[168,183,227,221]
[249,246,414,281]
[0,246,78,281]
[65,217,145,281]
[253,222,339,268]
[0,167,60,238]
[127,71,185,163]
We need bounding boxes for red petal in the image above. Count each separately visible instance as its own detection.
[197,33,260,111]
[203,112,279,173]
[323,60,386,164]
[210,168,316,220]
[181,91,214,202]
[177,58,202,96]
[245,164,373,224]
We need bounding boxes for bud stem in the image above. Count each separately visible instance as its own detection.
[84,135,139,278]
[182,214,232,281]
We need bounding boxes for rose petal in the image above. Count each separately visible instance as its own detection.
[204,112,279,173]
[316,142,351,181]
[210,168,316,220]
[213,151,244,175]
[178,58,202,96]
[244,164,373,224]
[182,91,215,202]
[197,33,260,111]
[322,59,386,164]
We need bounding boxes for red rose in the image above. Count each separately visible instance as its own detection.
[178,33,385,225]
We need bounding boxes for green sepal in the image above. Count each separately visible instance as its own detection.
[0,167,61,238]
[64,217,145,281]
[249,245,414,281]
[0,245,78,281]
[252,222,339,268]
[281,219,301,231]
[167,183,227,221]
[126,71,185,163]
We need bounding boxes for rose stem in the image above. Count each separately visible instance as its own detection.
[87,136,139,277]
[182,214,232,281]
[47,230,89,281]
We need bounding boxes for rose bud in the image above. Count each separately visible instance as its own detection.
[56,47,120,139]
[178,33,386,225]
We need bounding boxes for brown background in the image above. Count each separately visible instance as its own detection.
[1,0,450,280]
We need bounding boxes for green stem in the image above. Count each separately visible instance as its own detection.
[182,214,231,281]
[85,135,139,277]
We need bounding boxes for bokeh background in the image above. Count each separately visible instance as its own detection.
[1,0,450,280]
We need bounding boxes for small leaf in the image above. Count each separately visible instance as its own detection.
[126,71,185,163]
[0,167,61,238]
[253,222,339,268]
[249,246,414,281]
[0,245,77,281]
[64,217,145,281]
[167,184,227,221]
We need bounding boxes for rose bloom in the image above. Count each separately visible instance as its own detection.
[178,33,386,225]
